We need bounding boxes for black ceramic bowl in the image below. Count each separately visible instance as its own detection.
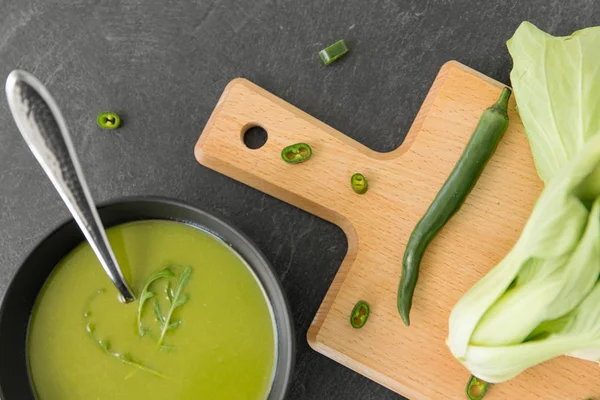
[0,197,294,400]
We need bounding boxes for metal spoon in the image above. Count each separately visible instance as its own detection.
[5,70,135,303]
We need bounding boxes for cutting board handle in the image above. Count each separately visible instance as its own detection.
[195,78,389,231]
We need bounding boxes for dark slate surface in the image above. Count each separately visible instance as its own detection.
[0,1,598,399]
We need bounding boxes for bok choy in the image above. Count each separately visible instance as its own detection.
[447,21,600,383]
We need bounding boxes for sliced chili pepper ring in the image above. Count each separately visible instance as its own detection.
[466,375,489,400]
[97,112,121,129]
[350,300,370,329]
[351,173,368,194]
[281,143,312,164]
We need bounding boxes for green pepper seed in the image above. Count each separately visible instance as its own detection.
[466,375,489,400]
[319,40,349,65]
[351,173,368,194]
[350,300,370,329]
[281,143,312,164]
[97,112,121,129]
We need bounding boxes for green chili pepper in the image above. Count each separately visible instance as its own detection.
[351,173,368,194]
[319,40,349,65]
[397,88,512,326]
[466,375,489,400]
[97,112,121,129]
[350,300,370,329]
[281,143,312,164]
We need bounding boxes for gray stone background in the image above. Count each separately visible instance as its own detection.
[0,1,598,399]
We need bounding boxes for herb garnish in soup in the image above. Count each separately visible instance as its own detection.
[27,220,276,400]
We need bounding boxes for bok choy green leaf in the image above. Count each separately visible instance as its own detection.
[447,21,600,383]
[507,21,600,184]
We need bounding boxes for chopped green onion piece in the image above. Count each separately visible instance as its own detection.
[466,375,489,400]
[319,40,349,65]
[351,173,368,194]
[97,112,121,129]
[281,143,312,164]
[350,300,370,328]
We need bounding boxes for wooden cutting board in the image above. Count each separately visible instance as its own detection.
[194,61,600,399]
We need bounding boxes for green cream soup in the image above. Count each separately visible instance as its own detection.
[27,220,276,400]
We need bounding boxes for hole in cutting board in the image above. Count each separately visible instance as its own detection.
[243,126,268,149]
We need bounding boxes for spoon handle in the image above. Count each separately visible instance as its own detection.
[5,70,135,303]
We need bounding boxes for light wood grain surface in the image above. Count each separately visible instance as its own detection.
[195,61,599,399]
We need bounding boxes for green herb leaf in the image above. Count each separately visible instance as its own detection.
[166,281,174,303]
[168,320,182,330]
[85,323,96,333]
[117,353,132,362]
[174,293,189,308]
[153,299,165,327]
[137,267,175,337]
[142,291,155,301]
[84,289,168,379]
[157,266,192,347]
